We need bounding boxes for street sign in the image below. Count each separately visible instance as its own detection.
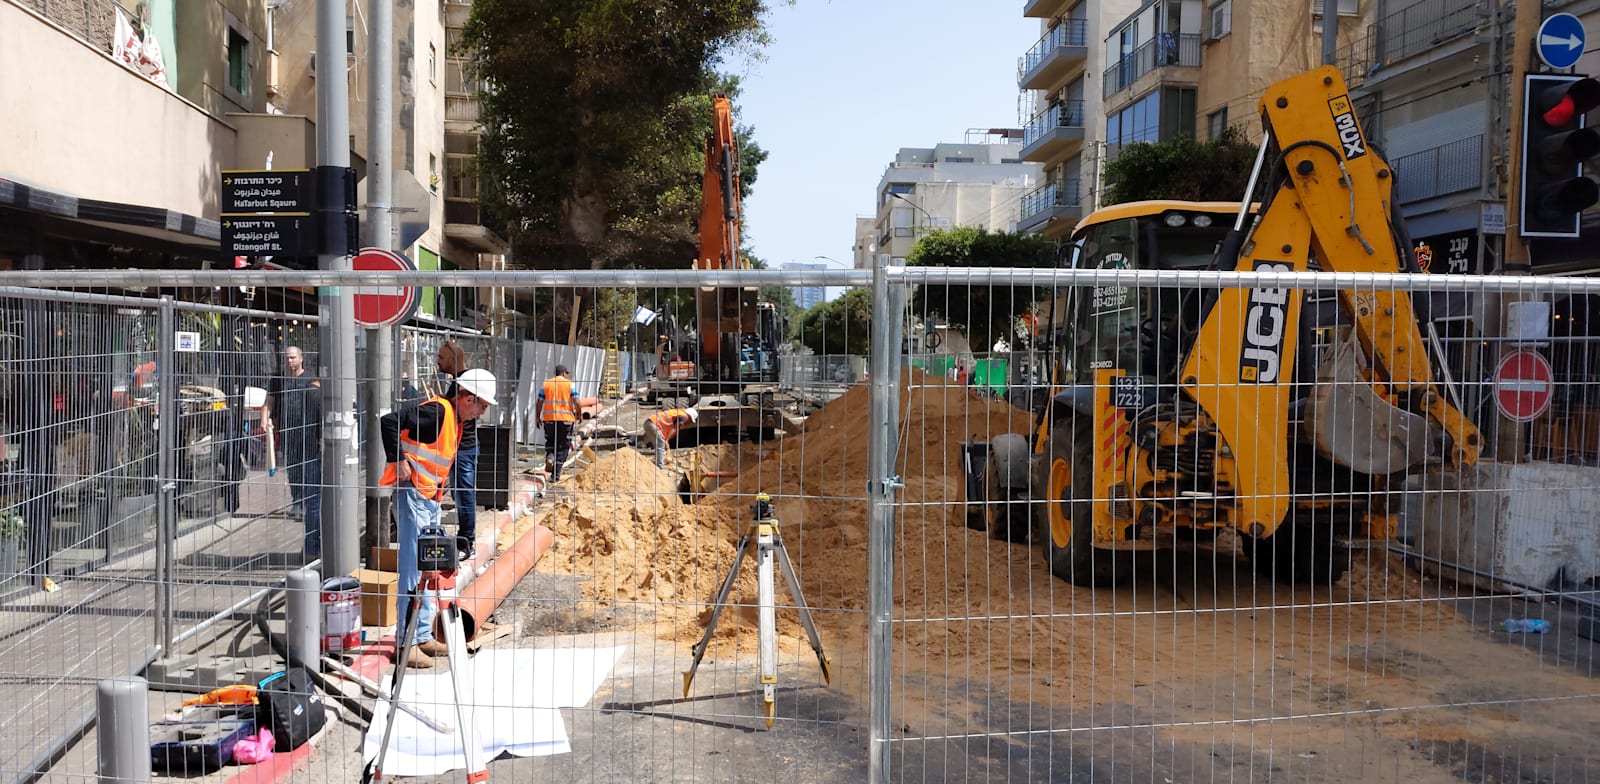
[352,247,419,328]
[221,169,315,215]
[1494,349,1555,423]
[221,215,315,256]
[1536,13,1586,69]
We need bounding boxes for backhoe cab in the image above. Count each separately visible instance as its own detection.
[964,66,1480,587]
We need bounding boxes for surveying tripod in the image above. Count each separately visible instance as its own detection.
[683,493,832,728]
[364,529,489,784]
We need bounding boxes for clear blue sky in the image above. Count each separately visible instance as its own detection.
[734,1,1037,295]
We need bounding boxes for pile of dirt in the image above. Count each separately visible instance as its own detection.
[528,448,751,636]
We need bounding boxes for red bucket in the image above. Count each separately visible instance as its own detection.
[321,577,362,653]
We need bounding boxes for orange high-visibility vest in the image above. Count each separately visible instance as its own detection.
[379,396,460,501]
[648,409,692,442]
[541,376,577,423]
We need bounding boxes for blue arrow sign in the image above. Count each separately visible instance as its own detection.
[1537,13,1586,70]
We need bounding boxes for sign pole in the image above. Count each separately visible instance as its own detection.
[317,0,360,578]
[365,0,397,554]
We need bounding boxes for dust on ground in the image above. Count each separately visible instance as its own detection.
[502,369,1598,781]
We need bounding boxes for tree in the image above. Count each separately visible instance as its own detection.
[463,1,777,270]
[905,227,1059,351]
[796,288,872,356]
[1101,127,1259,206]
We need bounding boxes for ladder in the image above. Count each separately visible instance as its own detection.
[600,340,622,399]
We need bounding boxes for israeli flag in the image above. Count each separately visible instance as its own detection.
[632,305,658,325]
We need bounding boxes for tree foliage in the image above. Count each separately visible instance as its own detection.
[1101,127,1259,206]
[797,288,872,356]
[905,227,1059,351]
[463,1,776,270]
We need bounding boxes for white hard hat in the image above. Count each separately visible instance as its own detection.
[456,368,498,406]
[684,408,699,422]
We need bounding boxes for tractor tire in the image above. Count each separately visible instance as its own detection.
[1035,416,1131,587]
[984,434,1033,543]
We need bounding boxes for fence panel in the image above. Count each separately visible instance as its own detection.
[4,267,1598,783]
[882,265,1600,782]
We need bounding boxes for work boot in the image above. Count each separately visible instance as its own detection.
[418,638,450,657]
[404,647,434,669]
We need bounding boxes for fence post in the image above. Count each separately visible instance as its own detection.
[97,676,151,783]
[866,255,904,784]
[154,296,176,653]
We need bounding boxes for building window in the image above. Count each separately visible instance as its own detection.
[1109,88,1197,146]
[446,155,477,199]
[346,17,355,53]
[429,153,439,194]
[1209,0,1231,39]
[429,43,437,85]
[944,157,975,163]
[1207,108,1229,139]
[227,29,250,96]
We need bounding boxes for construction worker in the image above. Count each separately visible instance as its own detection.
[640,407,698,468]
[435,340,480,563]
[380,368,497,668]
[536,364,577,483]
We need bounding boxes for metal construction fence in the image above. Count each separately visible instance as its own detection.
[0,265,1596,783]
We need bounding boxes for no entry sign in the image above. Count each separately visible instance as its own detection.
[1494,349,1554,423]
[352,247,418,328]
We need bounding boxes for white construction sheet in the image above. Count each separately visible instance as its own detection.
[362,645,627,777]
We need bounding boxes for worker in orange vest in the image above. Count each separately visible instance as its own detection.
[380,368,497,668]
[536,365,578,483]
[640,407,698,468]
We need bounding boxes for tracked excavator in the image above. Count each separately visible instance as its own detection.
[644,94,789,441]
[963,66,1482,586]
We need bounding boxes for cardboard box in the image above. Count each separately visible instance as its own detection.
[369,546,400,572]
[356,569,399,627]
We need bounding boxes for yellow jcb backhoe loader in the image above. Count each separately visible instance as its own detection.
[963,66,1481,586]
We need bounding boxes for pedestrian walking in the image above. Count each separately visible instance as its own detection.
[536,365,577,482]
[267,345,321,558]
[435,340,479,562]
[639,407,698,468]
[379,368,497,668]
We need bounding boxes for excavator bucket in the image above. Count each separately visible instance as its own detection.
[1301,330,1429,475]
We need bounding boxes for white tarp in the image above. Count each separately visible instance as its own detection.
[362,646,627,776]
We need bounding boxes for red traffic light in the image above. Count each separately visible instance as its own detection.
[1537,77,1600,128]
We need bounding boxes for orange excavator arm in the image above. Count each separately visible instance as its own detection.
[695,94,756,385]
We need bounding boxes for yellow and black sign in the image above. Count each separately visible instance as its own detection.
[1327,94,1368,160]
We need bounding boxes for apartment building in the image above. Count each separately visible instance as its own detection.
[1016,0,1139,238]
[871,134,1041,262]
[1194,0,1372,143]
[1,0,272,268]
[270,0,508,330]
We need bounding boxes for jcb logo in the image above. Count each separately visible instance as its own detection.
[1328,95,1366,159]
[1238,262,1290,384]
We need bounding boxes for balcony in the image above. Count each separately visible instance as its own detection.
[1018,178,1083,235]
[1018,20,1089,90]
[1020,100,1086,163]
[1393,135,1482,205]
[444,198,509,254]
[1375,0,1480,68]
[1024,0,1072,18]
[1104,34,1201,98]
[445,93,480,130]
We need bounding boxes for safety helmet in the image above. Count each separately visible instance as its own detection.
[684,408,699,422]
[456,369,499,406]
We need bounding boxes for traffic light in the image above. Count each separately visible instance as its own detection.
[1520,75,1600,238]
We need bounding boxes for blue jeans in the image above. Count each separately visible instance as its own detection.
[395,485,439,645]
[450,444,479,541]
[288,456,322,556]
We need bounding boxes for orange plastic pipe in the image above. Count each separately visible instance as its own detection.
[439,523,555,642]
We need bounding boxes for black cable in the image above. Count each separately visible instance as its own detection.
[250,594,373,722]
